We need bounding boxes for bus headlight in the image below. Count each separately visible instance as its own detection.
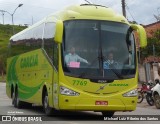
[123,89,138,97]
[60,86,80,96]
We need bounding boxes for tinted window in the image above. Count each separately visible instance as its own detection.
[43,22,56,60]
[9,23,44,57]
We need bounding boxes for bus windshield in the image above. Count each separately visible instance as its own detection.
[62,20,136,80]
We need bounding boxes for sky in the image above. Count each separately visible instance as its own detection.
[0,0,160,26]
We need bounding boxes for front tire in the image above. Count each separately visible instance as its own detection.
[154,94,160,109]
[102,111,115,117]
[43,92,54,116]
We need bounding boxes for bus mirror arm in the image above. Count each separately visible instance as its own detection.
[130,24,147,48]
[54,20,63,44]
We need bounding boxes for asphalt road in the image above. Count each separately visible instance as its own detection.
[0,82,160,124]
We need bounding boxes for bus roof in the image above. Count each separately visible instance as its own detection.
[10,4,128,41]
[58,4,128,22]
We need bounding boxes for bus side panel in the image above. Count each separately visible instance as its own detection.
[6,49,53,105]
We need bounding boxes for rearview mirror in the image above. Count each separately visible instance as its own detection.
[54,20,63,44]
[131,24,147,48]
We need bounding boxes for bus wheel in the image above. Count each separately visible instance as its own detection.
[101,111,115,117]
[12,91,15,105]
[14,87,22,108]
[43,92,54,116]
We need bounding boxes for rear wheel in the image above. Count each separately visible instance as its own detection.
[154,94,160,109]
[12,91,15,105]
[14,87,23,108]
[101,111,115,117]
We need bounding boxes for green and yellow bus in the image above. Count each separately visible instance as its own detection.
[6,4,147,117]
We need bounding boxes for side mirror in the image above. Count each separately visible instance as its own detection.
[54,20,63,44]
[131,24,147,48]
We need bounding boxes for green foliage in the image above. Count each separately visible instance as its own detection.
[0,24,27,74]
[141,29,160,59]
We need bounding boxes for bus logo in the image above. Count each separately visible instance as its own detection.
[20,54,38,68]
[98,80,108,83]
[96,83,109,92]
[100,86,104,90]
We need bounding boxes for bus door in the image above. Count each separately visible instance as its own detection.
[53,43,59,109]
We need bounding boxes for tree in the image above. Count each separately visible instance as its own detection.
[141,29,160,59]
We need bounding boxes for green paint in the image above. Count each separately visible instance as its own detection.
[7,55,44,100]
[20,54,38,68]
[18,81,44,100]
[73,80,87,86]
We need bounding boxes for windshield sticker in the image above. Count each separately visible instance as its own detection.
[69,62,80,68]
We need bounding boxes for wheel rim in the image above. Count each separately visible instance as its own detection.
[16,90,19,106]
[44,95,48,109]
[16,97,19,105]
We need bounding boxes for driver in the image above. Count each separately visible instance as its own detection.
[65,47,88,67]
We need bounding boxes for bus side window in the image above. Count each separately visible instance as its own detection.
[9,23,43,57]
[43,22,56,60]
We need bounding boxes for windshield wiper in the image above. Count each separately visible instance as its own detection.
[108,64,124,79]
[78,56,100,78]
[78,55,124,79]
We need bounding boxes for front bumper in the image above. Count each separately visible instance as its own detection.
[58,95,137,111]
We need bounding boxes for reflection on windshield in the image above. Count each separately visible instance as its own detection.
[62,20,136,80]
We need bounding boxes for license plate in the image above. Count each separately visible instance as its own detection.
[95,101,108,105]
